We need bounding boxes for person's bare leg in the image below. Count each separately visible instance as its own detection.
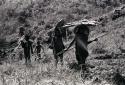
[60,54,63,66]
[38,53,41,59]
[25,55,28,65]
[27,55,31,65]
[54,55,58,68]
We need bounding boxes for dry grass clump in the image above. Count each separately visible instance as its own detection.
[1,0,125,85]
[1,46,124,85]
[0,47,117,85]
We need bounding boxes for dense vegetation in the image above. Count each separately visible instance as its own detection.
[0,0,125,85]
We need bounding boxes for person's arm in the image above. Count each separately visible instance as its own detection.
[31,42,34,54]
[34,46,37,53]
[56,38,75,56]
[41,45,46,55]
[65,37,75,51]
[41,45,44,51]
[21,41,25,48]
[41,45,44,52]
[49,36,54,49]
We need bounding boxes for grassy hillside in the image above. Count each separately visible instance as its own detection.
[0,0,125,85]
[0,0,124,39]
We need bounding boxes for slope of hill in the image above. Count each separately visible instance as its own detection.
[0,0,125,85]
[0,0,124,40]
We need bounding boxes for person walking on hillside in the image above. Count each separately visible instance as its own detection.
[34,40,44,60]
[21,34,34,65]
[19,26,25,37]
[51,20,65,67]
[65,24,98,70]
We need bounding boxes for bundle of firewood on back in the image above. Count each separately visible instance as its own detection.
[47,19,100,35]
[63,19,99,28]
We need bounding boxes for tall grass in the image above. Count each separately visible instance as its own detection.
[0,0,125,85]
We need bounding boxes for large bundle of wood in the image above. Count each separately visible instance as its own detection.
[63,19,99,28]
[47,19,99,34]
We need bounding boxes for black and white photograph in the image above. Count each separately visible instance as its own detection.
[0,0,125,85]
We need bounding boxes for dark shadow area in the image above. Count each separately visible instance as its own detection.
[68,62,95,71]
[112,72,125,85]
[42,55,52,64]
[94,52,125,60]
[94,54,112,60]
[68,62,81,71]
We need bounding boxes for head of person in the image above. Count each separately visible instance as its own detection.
[37,41,40,45]
[54,19,66,37]
[55,19,65,31]
[19,27,25,32]
[54,28,62,37]
[74,24,89,36]
[56,19,65,28]
[25,34,30,41]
